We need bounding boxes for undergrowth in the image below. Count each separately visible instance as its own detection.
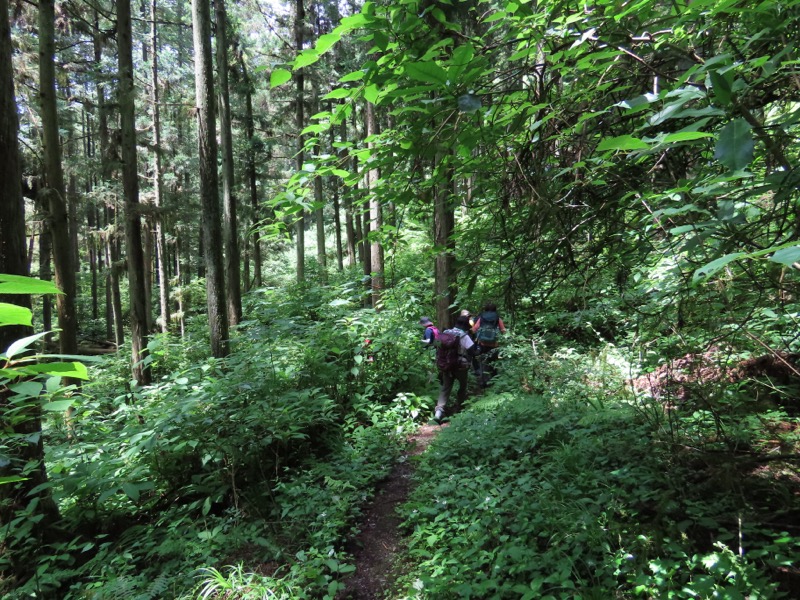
[393,342,800,599]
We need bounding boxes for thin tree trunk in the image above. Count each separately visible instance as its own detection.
[366,101,383,308]
[118,0,151,385]
[150,0,170,334]
[39,0,78,356]
[241,58,262,288]
[329,103,343,271]
[216,0,242,325]
[294,0,305,284]
[192,0,229,357]
[341,119,356,267]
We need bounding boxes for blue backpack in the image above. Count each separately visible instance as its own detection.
[476,311,500,344]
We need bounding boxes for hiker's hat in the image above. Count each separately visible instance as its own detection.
[419,316,433,326]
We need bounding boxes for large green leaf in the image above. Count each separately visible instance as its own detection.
[0,274,61,295]
[405,61,448,87]
[25,361,90,380]
[692,252,746,284]
[294,50,320,70]
[714,118,754,171]
[597,135,649,151]
[0,303,32,327]
[770,246,800,267]
[270,69,292,88]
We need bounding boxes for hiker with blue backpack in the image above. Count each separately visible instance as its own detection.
[433,315,478,424]
[471,303,506,387]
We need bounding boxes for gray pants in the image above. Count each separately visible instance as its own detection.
[436,368,469,414]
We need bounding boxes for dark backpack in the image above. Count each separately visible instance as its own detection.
[476,311,500,344]
[436,329,465,371]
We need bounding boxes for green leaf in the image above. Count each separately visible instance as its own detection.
[270,69,292,88]
[661,131,713,144]
[0,274,62,295]
[4,331,52,360]
[294,50,320,70]
[364,84,380,104]
[26,361,89,380]
[0,303,33,327]
[324,88,352,100]
[597,135,649,151]
[693,252,746,284]
[0,475,28,485]
[121,483,140,502]
[9,381,43,398]
[770,246,800,267]
[710,68,734,106]
[405,61,449,86]
[42,399,75,412]
[339,70,365,83]
[714,119,754,171]
[315,32,341,55]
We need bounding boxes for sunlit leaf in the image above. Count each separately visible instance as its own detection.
[0,303,32,327]
[0,274,62,295]
[270,69,292,88]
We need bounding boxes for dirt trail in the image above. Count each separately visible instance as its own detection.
[339,423,442,599]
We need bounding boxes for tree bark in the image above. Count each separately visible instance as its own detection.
[341,119,356,267]
[150,0,170,334]
[118,0,151,385]
[39,0,78,356]
[215,0,242,325]
[192,0,229,357]
[0,0,61,544]
[294,0,306,284]
[330,103,344,271]
[241,57,262,288]
[366,101,383,308]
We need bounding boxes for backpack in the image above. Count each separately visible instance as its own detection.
[436,329,465,371]
[476,311,500,344]
[425,325,440,343]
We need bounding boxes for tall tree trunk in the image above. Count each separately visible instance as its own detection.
[366,101,383,308]
[118,0,151,385]
[241,57,262,288]
[434,153,456,329]
[0,0,61,544]
[341,119,356,267]
[329,103,343,271]
[150,0,170,333]
[39,0,78,356]
[216,0,242,325]
[362,200,371,303]
[192,0,229,357]
[294,0,305,284]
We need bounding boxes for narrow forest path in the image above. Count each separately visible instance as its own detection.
[338,423,443,599]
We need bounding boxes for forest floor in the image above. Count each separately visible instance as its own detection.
[338,422,443,599]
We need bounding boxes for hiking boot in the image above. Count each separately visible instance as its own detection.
[434,409,444,424]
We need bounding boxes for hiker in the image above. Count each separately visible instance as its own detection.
[471,302,506,386]
[419,316,439,346]
[433,315,477,423]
